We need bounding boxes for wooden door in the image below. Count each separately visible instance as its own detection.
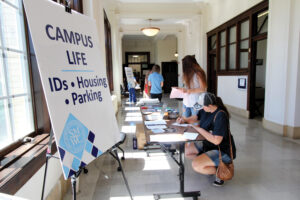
[162,62,178,93]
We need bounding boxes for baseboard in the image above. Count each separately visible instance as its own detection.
[284,126,300,139]
[263,118,300,139]
[225,104,249,118]
[262,118,284,136]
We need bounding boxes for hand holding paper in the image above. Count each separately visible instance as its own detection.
[170,87,185,99]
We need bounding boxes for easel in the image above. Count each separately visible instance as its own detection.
[40,1,133,199]
[41,130,133,200]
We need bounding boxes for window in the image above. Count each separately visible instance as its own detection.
[219,31,226,70]
[229,26,237,70]
[0,0,34,150]
[206,0,268,94]
[240,19,250,69]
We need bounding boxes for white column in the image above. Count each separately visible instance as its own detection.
[263,0,300,138]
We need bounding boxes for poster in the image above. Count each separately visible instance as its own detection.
[23,0,120,179]
[124,67,136,88]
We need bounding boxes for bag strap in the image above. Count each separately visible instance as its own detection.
[213,110,234,161]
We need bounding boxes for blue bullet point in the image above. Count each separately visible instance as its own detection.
[65,99,69,104]
[71,82,75,87]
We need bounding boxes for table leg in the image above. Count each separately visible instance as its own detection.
[153,143,201,199]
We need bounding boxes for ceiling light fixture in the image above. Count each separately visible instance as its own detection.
[174,52,178,57]
[141,19,160,37]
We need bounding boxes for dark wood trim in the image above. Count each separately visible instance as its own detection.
[206,0,268,117]
[125,52,151,64]
[104,9,114,92]
[23,5,38,136]
[59,0,83,13]
[237,22,241,70]
[252,32,268,41]
[0,134,57,194]
[225,28,229,71]
[216,71,249,76]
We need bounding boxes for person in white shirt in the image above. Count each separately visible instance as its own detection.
[178,55,207,117]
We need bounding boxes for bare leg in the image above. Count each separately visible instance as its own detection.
[192,153,216,175]
[185,142,199,160]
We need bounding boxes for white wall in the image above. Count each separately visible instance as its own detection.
[264,0,300,127]
[217,76,248,110]
[122,38,156,64]
[16,153,62,200]
[203,0,263,32]
[156,35,177,66]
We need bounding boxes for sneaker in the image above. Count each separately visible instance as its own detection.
[213,178,224,187]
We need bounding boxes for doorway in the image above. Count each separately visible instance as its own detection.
[208,54,217,94]
[162,62,178,93]
[250,39,267,118]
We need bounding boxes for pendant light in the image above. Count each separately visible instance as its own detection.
[141,19,160,37]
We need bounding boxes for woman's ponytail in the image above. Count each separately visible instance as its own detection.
[215,97,230,118]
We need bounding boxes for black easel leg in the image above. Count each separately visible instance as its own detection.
[110,149,133,200]
[71,175,77,200]
[41,156,49,200]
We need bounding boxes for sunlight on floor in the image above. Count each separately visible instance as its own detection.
[126,112,142,117]
[121,125,137,134]
[143,155,171,171]
[110,195,185,200]
[125,107,140,111]
[118,151,171,170]
[125,116,143,122]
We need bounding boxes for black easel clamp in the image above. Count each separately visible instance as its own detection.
[65,0,72,14]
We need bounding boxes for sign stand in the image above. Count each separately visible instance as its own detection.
[40,130,133,200]
[109,148,133,200]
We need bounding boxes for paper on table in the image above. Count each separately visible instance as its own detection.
[145,120,166,125]
[172,122,190,127]
[170,87,185,99]
[152,129,165,133]
[145,115,163,121]
[146,125,167,129]
[183,132,199,140]
[150,134,184,142]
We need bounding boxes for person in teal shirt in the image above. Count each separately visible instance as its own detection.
[148,65,164,101]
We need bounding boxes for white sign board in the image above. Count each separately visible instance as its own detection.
[23,0,120,179]
[124,67,135,88]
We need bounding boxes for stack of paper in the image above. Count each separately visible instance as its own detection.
[145,120,167,129]
[152,129,165,134]
[172,122,190,127]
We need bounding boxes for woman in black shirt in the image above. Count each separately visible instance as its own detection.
[176,92,236,186]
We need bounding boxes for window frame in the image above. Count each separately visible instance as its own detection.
[0,0,83,194]
[207,0,268,75]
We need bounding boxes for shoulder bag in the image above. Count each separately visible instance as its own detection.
[214,110,234,181]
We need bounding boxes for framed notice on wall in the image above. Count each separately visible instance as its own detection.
[238,78,247,89]
[23,0,120,179]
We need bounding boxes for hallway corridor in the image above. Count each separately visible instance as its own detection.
[64,95,300,200]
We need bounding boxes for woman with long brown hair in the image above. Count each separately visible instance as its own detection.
[179,55,207,117]
[176,93,236,186]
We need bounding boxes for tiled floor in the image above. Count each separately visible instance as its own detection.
[64,95,300,200]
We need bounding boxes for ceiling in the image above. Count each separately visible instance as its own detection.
[115,0,204,37]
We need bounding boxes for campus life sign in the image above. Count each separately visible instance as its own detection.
[23,0,120,179]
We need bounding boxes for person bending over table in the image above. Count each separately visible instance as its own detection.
[176,92,236,186]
